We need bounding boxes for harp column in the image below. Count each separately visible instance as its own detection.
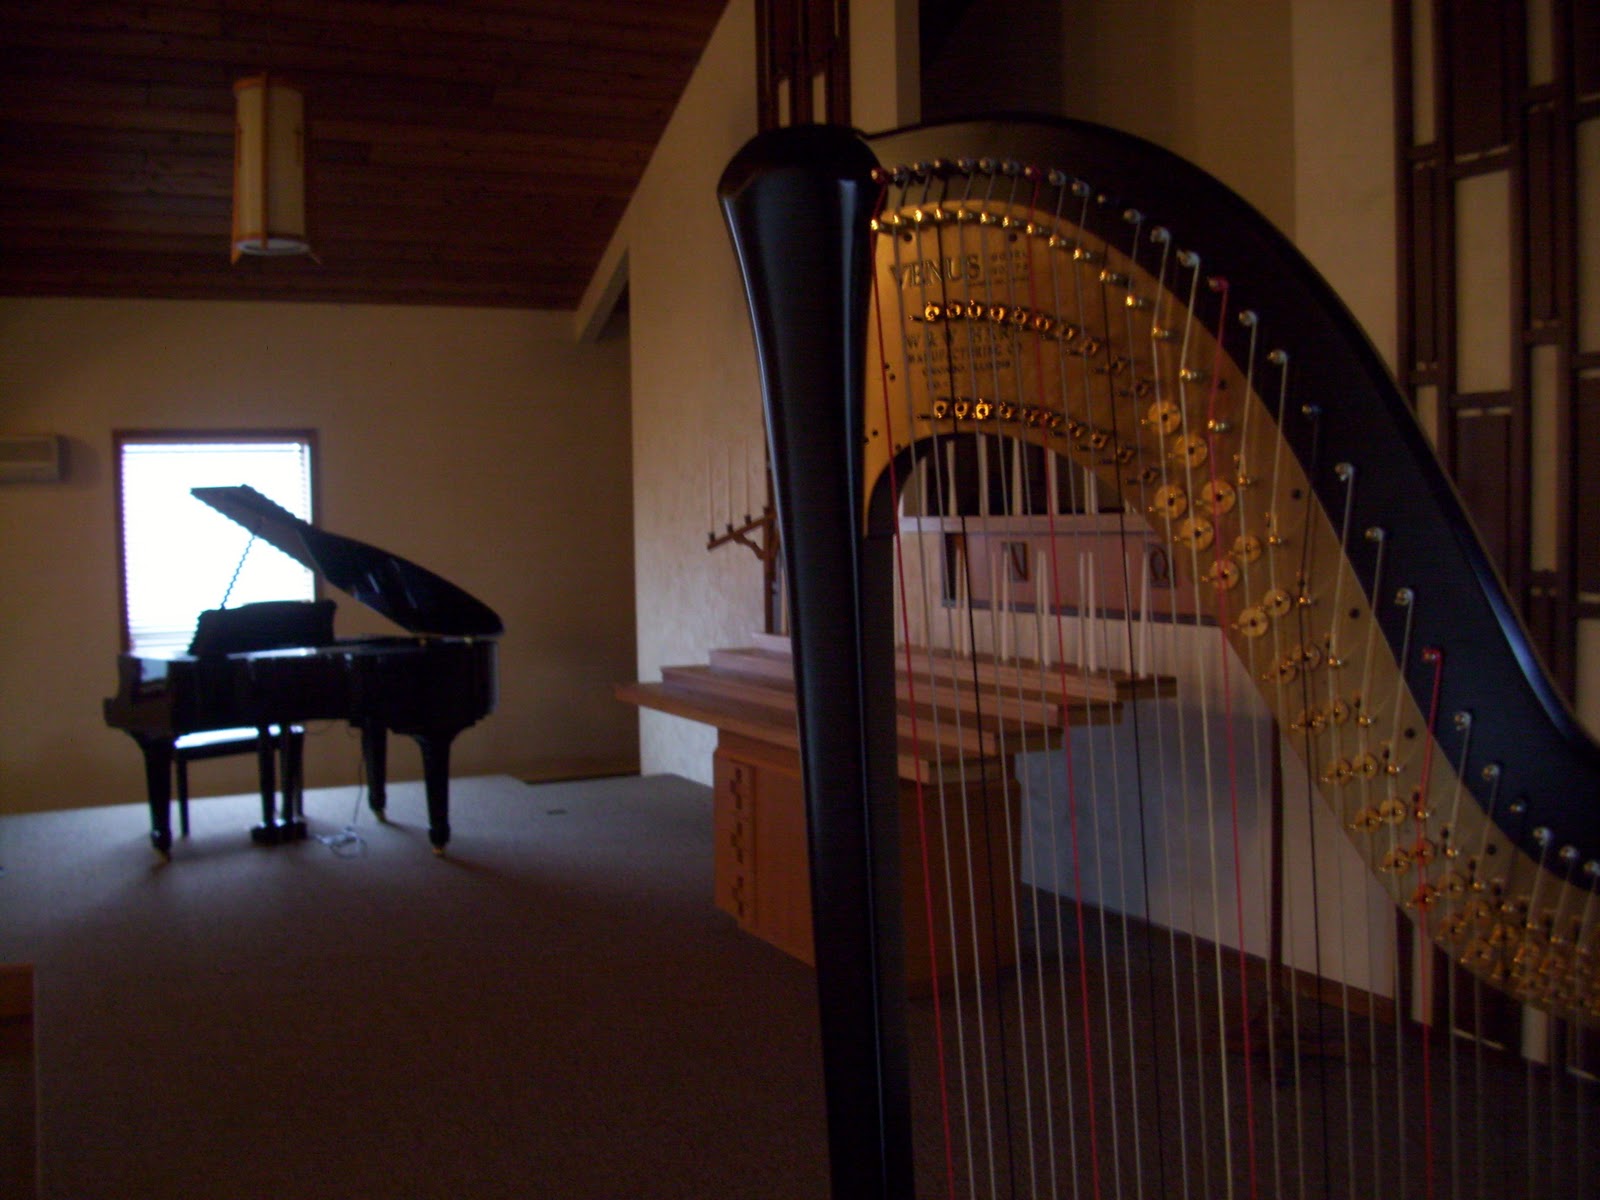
[721,125,915,1199]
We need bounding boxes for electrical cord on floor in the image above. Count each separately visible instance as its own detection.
[312,727,368,858]
[315,826,366,857]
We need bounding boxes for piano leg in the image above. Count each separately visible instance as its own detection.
[134,735,175,857]
[411,733,456,854]
[280,726,305,826]
[249,725,307,845]
[360,722,388,822]
[254,726,276,829]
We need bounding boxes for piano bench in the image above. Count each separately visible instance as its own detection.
[172,726,305,838]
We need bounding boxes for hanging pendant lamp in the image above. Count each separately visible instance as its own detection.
[231,74,310,262]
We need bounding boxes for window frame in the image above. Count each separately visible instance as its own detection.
[112,428,322,654]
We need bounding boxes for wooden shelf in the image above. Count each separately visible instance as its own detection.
[620,634,1171,784]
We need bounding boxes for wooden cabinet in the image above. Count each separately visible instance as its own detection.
[619,636,1164,988]
[713,732,814,964]
[711,731,1018,990]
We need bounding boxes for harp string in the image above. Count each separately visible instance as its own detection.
[1441,707,1475,1200]
[1143,225,1203,1200]
[1233,308,1294,1200]
[1041,173,1102,1200]
[1055,179,1109,1200]
[1171,250,1241,1197]
[1323,459,1364,1197]
[1290,368,1351,1199]
[1256,346,1316,1200]
[974,162,1060,1195]
[1415,628,1447,1200]
[1352,518,1392,1200]
[1015,176,1073,1200]
[921,184,994,1200]
[1200,272,1267,1200]
[853,138,1594,1196]
[966,166,1030,1194]
[1091,204,1152,1200]
[1145,246,1193,1196]
[1104,204,1169,1200]
[1055,170,1133,1200]
[947,167,1016,1195]
[871,177,964,1200]
[1003,169,1065,1198]
[986,174,1039,1193]
[1110,212,1176,1198]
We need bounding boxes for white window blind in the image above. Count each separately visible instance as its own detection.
[119,437,315,655]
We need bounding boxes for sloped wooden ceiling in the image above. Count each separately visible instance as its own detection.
[0,1,730,308]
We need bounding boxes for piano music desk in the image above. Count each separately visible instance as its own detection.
[619,634,1168,988]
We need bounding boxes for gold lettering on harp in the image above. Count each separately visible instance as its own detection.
[887,254,982,288]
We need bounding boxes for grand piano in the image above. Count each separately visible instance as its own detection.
[104,485,502,856]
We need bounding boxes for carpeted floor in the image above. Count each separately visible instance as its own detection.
[6,775,1593,1199]
[0,774,832,1200]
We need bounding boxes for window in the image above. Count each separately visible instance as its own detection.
[115,431,318,655]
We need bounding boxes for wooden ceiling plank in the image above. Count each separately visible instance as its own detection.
[0,45,237,93]
[4,1,224,39]
[0,0,725,309]
[147,0,730,46]
[0,271,576,309]
[0,97,231,137]
[0,44,694,112]
[0,22,700,108]
[0,122,234,158]
[204,0,720,56]
[307,160,634,202]
[0,6,712,81]
[0,158,229,200]
[213,14,709,87]
[310,117,654,165]
[361,140,648,181]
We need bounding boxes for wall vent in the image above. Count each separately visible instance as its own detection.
[0,435,65,483]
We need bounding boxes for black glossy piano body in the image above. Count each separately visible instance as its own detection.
[103,486,501,856]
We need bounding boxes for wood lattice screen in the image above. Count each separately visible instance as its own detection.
[750,0,851,633]
[1395,0,1600,702]
[756,0,850,131]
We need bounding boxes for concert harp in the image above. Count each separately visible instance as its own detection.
[719,118,1599,1199]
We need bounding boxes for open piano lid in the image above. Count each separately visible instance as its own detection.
[193,485,503,638]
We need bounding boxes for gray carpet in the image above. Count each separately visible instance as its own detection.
[0,775,831,1200]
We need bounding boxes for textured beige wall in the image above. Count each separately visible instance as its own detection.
[1059,0,1296,236]
[623,0,922,784]
[0,298,635,815]
[622,0,762,784]
[1057,0,1395,362]
[1290,0,1396,368]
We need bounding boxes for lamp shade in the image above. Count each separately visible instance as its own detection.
[231,75,309,261]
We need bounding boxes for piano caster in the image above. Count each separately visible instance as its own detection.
[150,829,173,859]
[250,818,308,846]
